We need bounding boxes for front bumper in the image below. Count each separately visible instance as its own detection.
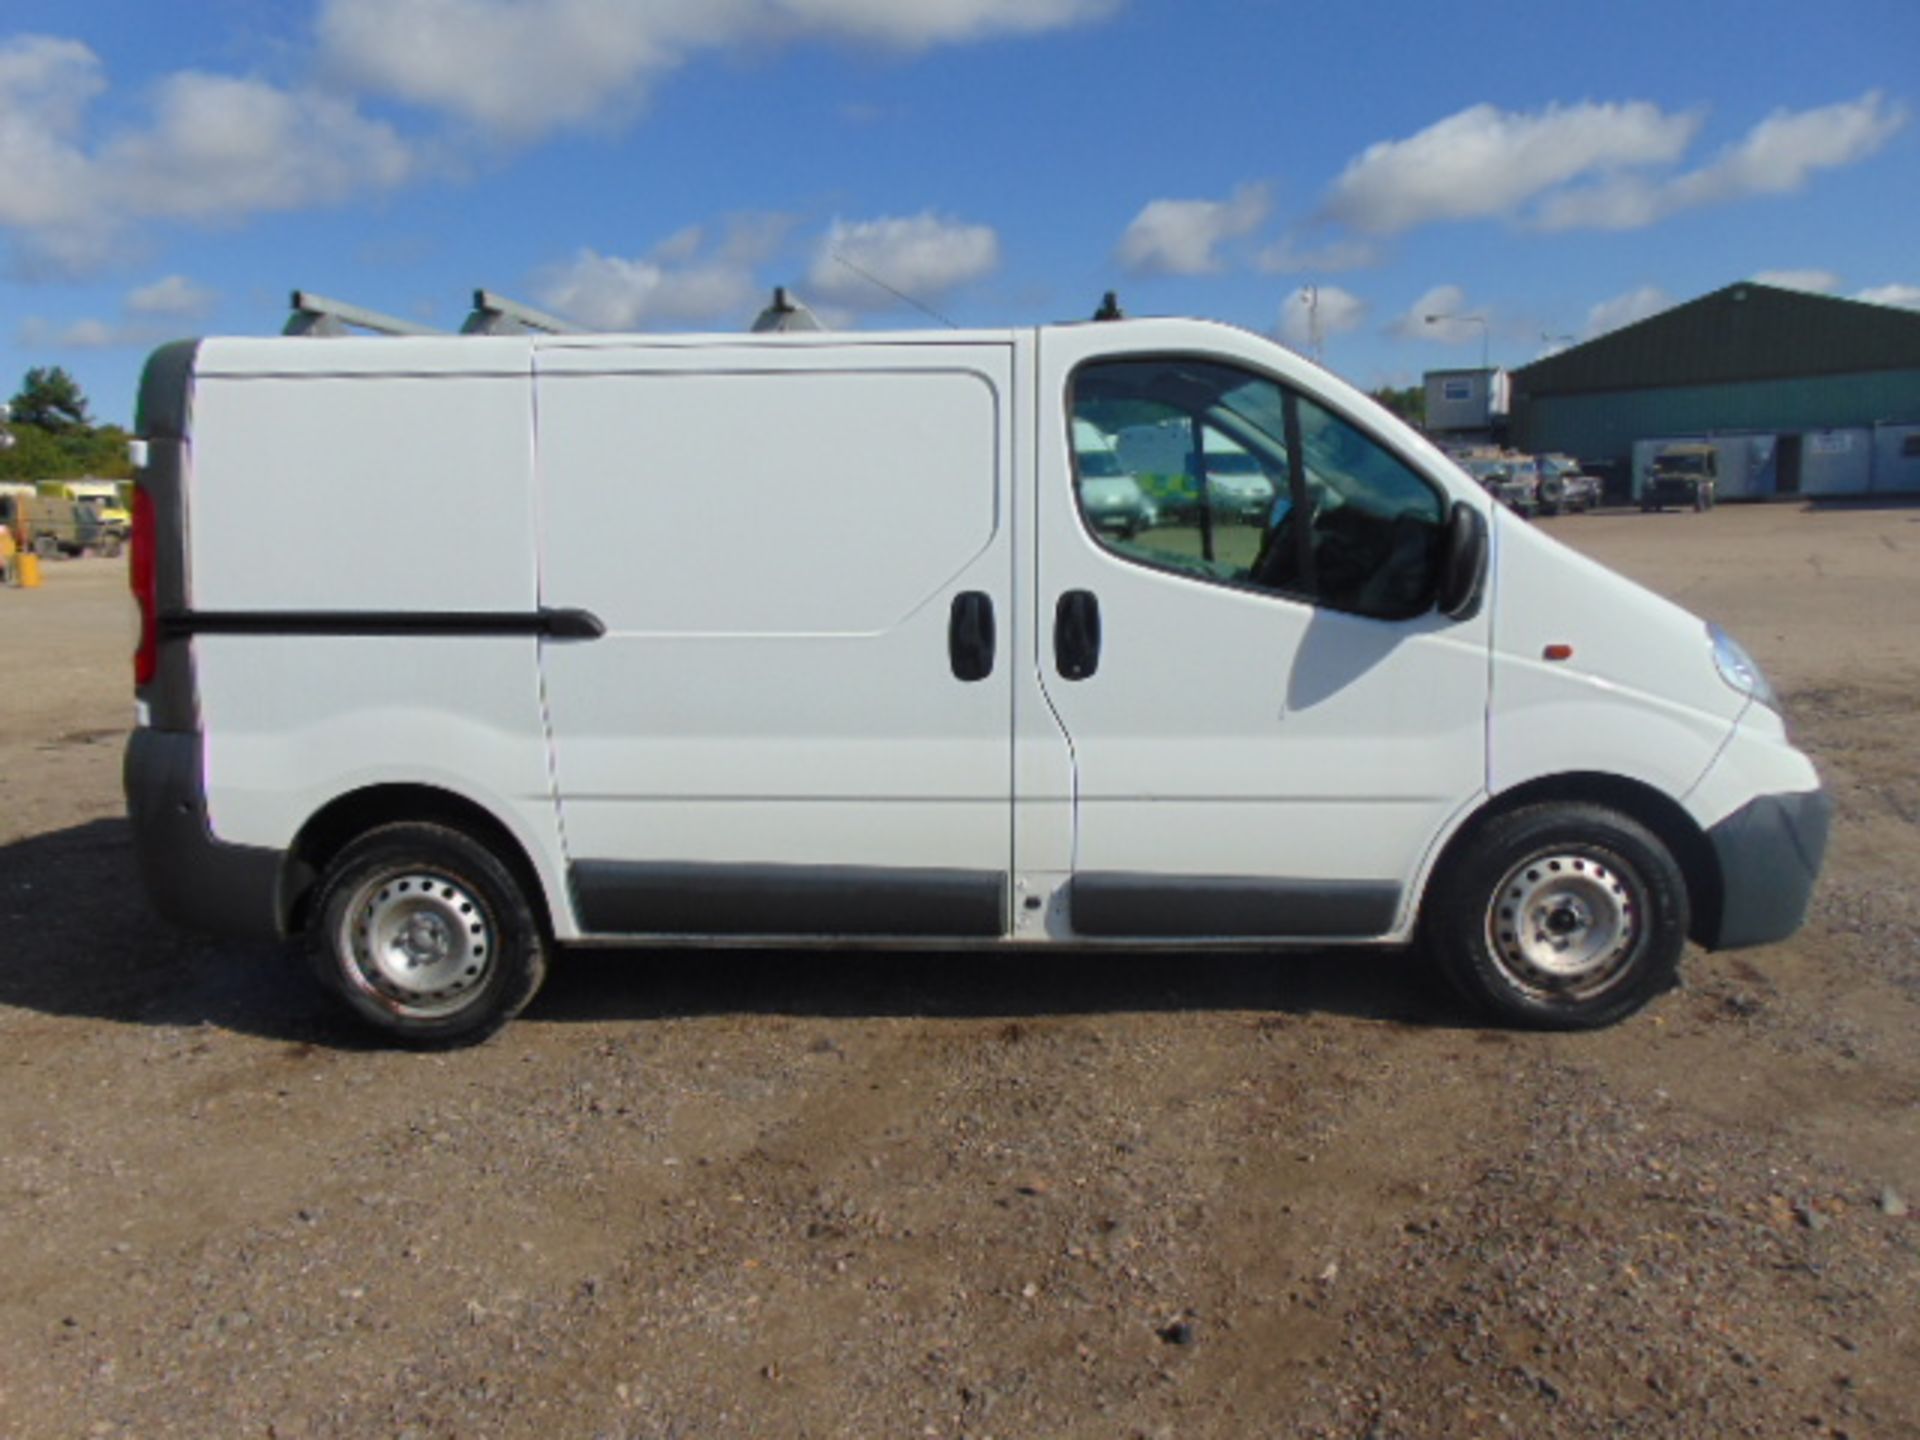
[124,728,289,942]
[1645,480,1700,506]
[1702,786,1833,950]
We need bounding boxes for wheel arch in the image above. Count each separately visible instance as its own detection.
[283,784,554,938]
[1423,772,1722,947]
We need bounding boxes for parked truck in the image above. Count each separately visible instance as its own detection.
[39,479,131,539]
[1532,456,1603,515]
[1642,444,1718,512]
[0,492,122,557]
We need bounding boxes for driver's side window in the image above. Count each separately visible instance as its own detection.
[1070,359,1445,621]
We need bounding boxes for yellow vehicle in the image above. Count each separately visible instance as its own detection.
[37,480,131,537]
[0,492,122,558]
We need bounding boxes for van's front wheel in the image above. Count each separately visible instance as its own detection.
[1429,804,1686,1029]
[308,823,547,1045]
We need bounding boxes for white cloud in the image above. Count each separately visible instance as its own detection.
[651,224,707,266]
[319,0,1117,138]
[318,0,698,138]
[126,274,217,317]
[17,275,217,349]
[0,36,106,231]
[102,73,410,220]
[1673,91,1905,201]
[1390,284,1484,343]
[0,35,411,275]
[1856,283,1920,310]
[1327,92,1905,238]
[1586,284,1671,337]
[1751,269,1840,294]
[538,249,758,329]
[0,35,98,137]
[1537,91,1905,230]
[16,317,117,349]
[1277,285,1366,351]
[1530,179,1659,231]
[806,212,999,311]
[1255,232,1379,275]
[778,0,1119,46]
[1116,182,1271,276]
[1326,101,1698,234]
[536,217,793,330]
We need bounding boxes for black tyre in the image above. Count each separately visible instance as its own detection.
[307,822,547,1045]
[1426,803,1687,1029]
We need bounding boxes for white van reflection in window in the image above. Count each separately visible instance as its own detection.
[1072,418,1158,539]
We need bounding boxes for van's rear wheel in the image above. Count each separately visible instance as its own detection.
[1428,803,1686,1029]
[308,822,546,1045]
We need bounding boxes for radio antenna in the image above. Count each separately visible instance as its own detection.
[831,252,959,329]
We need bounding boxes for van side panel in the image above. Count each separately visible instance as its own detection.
[536,346,1015,937]
[181,363,574,936]
[189,373,537,612]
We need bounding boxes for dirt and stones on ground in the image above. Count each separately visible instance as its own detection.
[0,503,1916,1438]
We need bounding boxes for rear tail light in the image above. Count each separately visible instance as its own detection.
[131,485,157,687]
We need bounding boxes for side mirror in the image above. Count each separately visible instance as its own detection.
[1437,500,1488,621]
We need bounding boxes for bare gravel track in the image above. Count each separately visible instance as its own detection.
[1,503,1916,1439]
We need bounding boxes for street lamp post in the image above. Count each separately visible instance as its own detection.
[1425,312,1489,371]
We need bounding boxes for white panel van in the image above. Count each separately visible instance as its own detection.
[124,319,1829,1043]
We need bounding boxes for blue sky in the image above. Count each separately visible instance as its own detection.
[2,0,1916,426]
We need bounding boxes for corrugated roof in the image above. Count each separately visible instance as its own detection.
[1512,283,1920,397]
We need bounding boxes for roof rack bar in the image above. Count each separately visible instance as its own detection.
[462,290,586,336]
[751,286,825,333]
[285,290,446,337]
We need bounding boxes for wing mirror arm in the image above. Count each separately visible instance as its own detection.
[1438,500,1489,622]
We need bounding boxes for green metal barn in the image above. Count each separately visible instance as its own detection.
[1509,282,1920,499]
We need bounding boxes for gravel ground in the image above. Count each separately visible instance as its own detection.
[0,503,1915,1439]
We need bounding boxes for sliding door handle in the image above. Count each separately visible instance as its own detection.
[1053,590,1101,680]
[949,591,996,681]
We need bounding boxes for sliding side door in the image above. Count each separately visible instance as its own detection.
[537,341,1015,940]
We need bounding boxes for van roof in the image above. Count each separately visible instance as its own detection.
[191,315,1265,379]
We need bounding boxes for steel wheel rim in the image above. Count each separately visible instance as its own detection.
[338,869,493,1018]
[1485,850,1638,1001]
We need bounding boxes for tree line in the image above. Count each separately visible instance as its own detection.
[1367,385,1425,427]
[1,368,133,482]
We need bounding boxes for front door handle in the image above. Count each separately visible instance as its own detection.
[1054,590,1101,680]
[949,591,996,681]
